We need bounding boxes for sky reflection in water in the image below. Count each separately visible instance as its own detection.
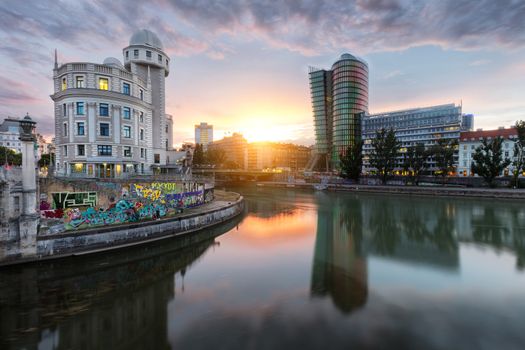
[1,186,525,349]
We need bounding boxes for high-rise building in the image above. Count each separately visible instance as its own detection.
[361,103,473,174]
[51,29,173,178]
[309,53,368,170]
[195,122,213,150]
[208,133,247,169]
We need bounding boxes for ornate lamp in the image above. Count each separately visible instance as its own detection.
[19,113,36,142]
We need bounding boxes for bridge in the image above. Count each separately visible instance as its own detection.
[192,168,281,182]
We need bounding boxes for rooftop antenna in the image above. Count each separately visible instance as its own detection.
[54,49,58,70]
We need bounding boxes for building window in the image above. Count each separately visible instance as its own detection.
[134,49,139,58]
[61,77,67,90]
[139,112,144,123]
[124,146,131,157]
[100,123,110,136]
[146,50,152,59]
[158,54,162,63]
[98,77,109,90]
[99,103,109,116]
[154,154,160,164]
[63,123,68,137]
[140,148,144,158]
[139,89,144,100]
[125,51,129,59]
[140,128,144,140]
[76,102,84,115]
[63,103,67,116]
[122,82,130,95]
[77,122,85,136]
[63,145,68,156]
[97,145,112,156]
[77,144,85,156]
[166,59,168,66]
[75,76,85,88]
[123,125,131,138]
[123,107,131,119]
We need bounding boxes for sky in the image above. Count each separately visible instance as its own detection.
[0,0,524,147]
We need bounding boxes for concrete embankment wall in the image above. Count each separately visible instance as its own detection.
[1,196,244,266]
[257,182,525,200]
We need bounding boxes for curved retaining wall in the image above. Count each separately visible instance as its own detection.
[2,196,244,266]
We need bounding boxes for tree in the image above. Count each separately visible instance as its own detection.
[402,143,428,185]
[471,136,511,188]
[39,153,54,168]
[430,139,457,184]
[0,146,22,166]
[206,148,227,167]
[369,128,400,185]
[192,144,204,166]
[512,120,525,188]
[339,140,363,181]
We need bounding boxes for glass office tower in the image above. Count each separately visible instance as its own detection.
[309,53,368,170]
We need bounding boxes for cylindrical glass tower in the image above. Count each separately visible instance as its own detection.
[331,53,368,167]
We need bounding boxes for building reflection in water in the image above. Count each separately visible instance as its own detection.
[310,193,368,313]
[0,217,241,350]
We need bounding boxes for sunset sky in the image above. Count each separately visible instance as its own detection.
[1,0,524,146]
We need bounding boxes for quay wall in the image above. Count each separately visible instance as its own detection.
[0,195,244,266]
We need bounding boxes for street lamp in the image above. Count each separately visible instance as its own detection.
[19,113,36,142]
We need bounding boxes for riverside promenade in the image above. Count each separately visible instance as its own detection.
[257,182,525,200]
[0,191,244,266]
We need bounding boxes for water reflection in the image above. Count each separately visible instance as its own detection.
[0,217,241,349]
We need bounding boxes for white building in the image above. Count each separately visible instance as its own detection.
[195,122,213,150]
[0,117,22,153]
[457,127,518,177]
[51,29,173,178]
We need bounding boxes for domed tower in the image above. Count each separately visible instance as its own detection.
[123,29,171,165]
[331,53,368,167]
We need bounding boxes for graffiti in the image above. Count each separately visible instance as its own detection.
[44,182,209,231]
[51,192,97,209]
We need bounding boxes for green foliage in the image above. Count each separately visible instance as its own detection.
[339,140,363,181]
[192,144,205,166]
[512,120,525,188]
[402,143,428,185]
[369,128,400,185]
[39,153,54,167]
[206,148,227,167]
[430,139,457,183]
[0,145,22,166]
[471,136,511,187]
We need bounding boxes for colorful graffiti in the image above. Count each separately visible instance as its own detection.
[42,182,210,231]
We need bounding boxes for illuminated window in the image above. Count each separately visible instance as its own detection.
[123,107,131,119]
[75,76,85,88]
[76,102,84,115]
[98,77,109,90]
[61,77,67,90]
[99,103,109,116]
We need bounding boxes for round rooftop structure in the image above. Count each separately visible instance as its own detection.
[129,29,163,50]
[103,57,124,68]
[340,53,355,60]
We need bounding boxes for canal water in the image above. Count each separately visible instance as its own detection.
[2,185,525,349]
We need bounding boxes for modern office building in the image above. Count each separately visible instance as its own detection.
[51,29,173,178]
[0,117,22,153]
[195,122,213,150]
[208,133,248,169]
[309,53,368,171]
[457,127,517,177]
[361,103,473,174]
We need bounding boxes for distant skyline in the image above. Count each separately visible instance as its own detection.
[1,0,524,146]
